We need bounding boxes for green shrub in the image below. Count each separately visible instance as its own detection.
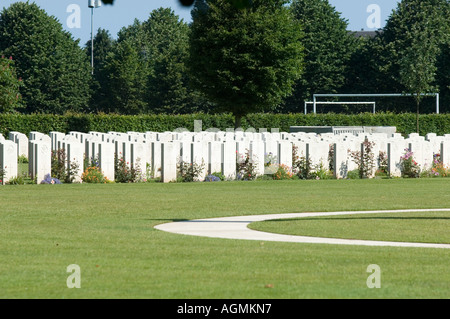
[177,160,205,182]
[273,164,294,180]
[400,148,421,178]
[81,166,106,184]
[236,149,258,180]
[17,155,28,164]
[292,145,314,179]
[211,172,226,181]
[114,155,144,183]
[1,112,450,137]
[7,175,25,185]
[347,169,361,179]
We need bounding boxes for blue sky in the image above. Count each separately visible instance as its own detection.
[0,0,400,46]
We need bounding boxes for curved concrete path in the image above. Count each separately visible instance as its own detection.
[154,208,450,249]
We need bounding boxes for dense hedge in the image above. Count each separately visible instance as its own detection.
[1,112,449,137]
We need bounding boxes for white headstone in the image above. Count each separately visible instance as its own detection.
[0,140,18,183]
[208,141,222,175]
[98,142,115,182]
[441,141,450,168]
[29,139,51,183]
[277,140,292,168]
[50,132,66,151]
[151,141,162,178]
[222,141,236,180]
[387,140,407,177]
[130,141,148,172]
[9,131,28,157]
[161,142,177,183]
[65,140,84,183]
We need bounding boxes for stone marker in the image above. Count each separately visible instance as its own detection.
[0,140,18,183]
[161,142,177,183]
[9,131,28,157]
[98,142,115,181]
[29,138,51,183]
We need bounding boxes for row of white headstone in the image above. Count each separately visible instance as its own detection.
[1,130,450,184]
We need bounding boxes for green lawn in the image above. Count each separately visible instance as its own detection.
[1,178,450,298]
[249,211,450,244]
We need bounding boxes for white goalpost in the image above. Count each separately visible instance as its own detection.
[304,101,376,115]
[310,93,440,114]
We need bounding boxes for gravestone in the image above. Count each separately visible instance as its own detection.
[29,131,44,141]
[151,141,162,179]
[407,138,433,170]
[387,140,407,177]
[63,138,84,183]
[0,140,18,183]
[306,141,330,170]
[9,131,28,157]
[191,141,208,181]
[85,135,102,164]
[130,141,148,172]
[441,141,450,168]
[333,142,351,179]
[29,138,51,183]
[277,140,292,169]
[161,142,177,183]
[50,131,66,151]
[208,141,222,175]
[222,141,236,180]
[98,142,115,181]
[250,140,265,177]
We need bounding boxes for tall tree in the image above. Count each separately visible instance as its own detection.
[85,28,115,77]
[0,55,23,113]
[399,32,440,132]
[189,0,304,128]
[102,38,148,114]
[285,0,357,113]
[142,8,198,114]
[101,19,149,114]
[102,10,204,115]
[0,2,91,114]
[369,0,449,115]
[436,43,450,113]
[391,0,449,131]
[85,28,115,113]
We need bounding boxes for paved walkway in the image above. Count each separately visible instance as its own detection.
[154,209,450,249]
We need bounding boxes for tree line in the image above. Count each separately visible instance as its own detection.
[0,0,449,123]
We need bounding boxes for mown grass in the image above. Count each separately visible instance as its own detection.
[0,178,449,298]
[249,211,450,244]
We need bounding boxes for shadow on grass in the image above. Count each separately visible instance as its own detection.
[148,219,253,223]
[147,219,190,223]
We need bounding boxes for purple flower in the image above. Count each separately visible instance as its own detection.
[204,175,221,182]
[41,174,62,185]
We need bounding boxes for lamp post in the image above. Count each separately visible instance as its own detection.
[88,0,102,75]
